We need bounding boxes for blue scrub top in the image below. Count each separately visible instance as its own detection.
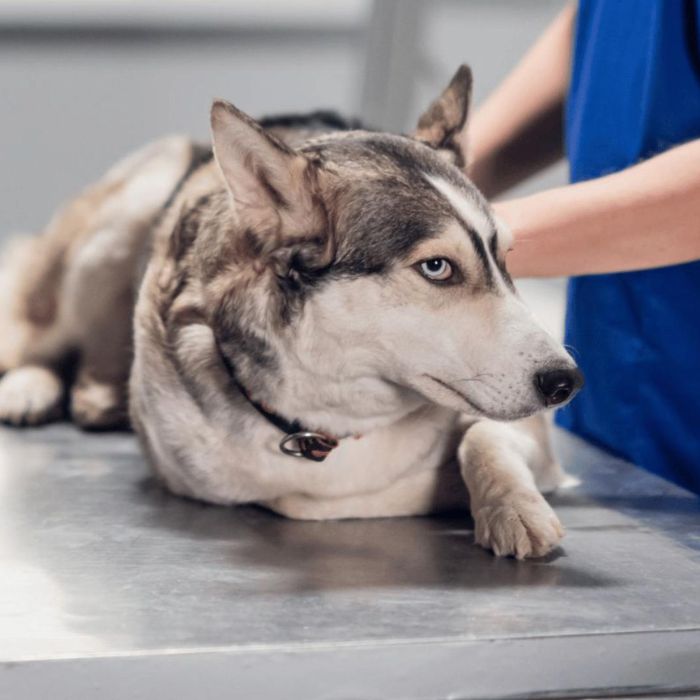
[557,0,700,493]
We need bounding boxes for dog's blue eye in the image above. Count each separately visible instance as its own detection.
[419,258,453,282]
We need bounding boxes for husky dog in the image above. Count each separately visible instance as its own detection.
[0,66,582,559]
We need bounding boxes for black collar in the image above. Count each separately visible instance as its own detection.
[217,345,339,462]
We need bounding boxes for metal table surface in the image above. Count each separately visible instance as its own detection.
[0,424,699,700]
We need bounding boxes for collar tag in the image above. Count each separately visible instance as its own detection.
[279,432,339,462]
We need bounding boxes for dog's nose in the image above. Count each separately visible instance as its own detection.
[535,367,584,407]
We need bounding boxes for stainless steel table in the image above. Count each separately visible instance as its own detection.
[1,424,699,699]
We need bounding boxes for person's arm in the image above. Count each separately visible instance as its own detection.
[498,138,700,277]
[464,3,576,199]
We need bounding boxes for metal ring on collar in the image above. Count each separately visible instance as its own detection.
[279,431,338,460]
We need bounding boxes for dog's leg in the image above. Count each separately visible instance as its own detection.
[458,419,564,559]
[0,235,67,427]
[0,365,64,426]
[66,249,134,431]
[66,147,196,430]
[263,464,468,520]
[63,220,144,431]
[70,304,132,431]
[513,413,567,493]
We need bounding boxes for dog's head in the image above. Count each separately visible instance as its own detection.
[192,65,581,435]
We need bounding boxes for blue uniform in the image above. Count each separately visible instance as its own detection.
[557,0,700,493]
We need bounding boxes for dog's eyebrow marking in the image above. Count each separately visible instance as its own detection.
[460,219,493,287]
[424,174,492,236]
[423,173,497,287]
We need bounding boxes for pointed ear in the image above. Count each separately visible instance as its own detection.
[412,64,472,168]
[210,100,324,243]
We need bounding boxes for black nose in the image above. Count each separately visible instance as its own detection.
[535,367,584,407]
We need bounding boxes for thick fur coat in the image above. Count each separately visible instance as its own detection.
[0,66,581,558]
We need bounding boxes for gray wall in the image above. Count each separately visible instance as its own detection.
[415,0,568,198]
[0,26,365,234]
[0,0,566,236]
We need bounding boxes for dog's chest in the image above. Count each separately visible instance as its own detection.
[255,405,462,500]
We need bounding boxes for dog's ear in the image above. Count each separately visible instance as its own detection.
[210,100,329,267]
[412,64,472,168]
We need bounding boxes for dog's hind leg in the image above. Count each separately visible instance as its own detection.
[0,237,38,375]
[63,136,196,430]
[0,180,128,428]
[458,419,564,559]
[63,225,138,430]
[0,234,69,426]
[0,136,194,430]
[69,299,132,431]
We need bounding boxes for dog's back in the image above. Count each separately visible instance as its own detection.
[0,112,360,427]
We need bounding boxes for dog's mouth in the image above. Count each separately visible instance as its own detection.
[421,374,539,421]
[423,374,487,414]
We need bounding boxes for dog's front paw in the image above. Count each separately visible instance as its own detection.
[0,365,64,426]
[472,491,564,559]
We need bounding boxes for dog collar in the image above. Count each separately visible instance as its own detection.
[216,345,339,462]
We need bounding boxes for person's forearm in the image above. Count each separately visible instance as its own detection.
[466,3,575,198]
[498,139,700,278]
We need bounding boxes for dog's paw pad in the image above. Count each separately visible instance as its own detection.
[71,381,127,430]
[0,365,64,426]
[473,492,564,560]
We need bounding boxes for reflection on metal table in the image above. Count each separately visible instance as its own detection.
[1,424,699,699]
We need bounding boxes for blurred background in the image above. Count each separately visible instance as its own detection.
[0,0,567,334]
